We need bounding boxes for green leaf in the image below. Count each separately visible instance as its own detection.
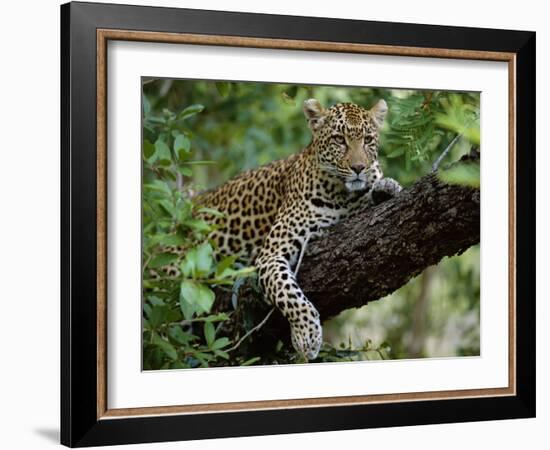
[152,333,178,360]
[147,116,166,125]
[194,313,230,322]
[386,147,405,158]
[287,85,298,97]
[463,128,480,146]
[143,180,172,197]
[147,296,165,307]
[212,265,255,282]
[215,254,238,278]
[241,356,261,366]
[405,150,411,171]
[155,138,172,166]
[179,280,215,320]
[183,218,212,233]
[168,325,197,345]
[434,95,480,146]
[148,305,167,328]
[143,303,152,318]
[149,252,178,269]
[194,352,214,366]
[215,82,231,97]
[438,163,480,188]
[214,349,229,359]
[180,248,197,278]
[142,94,151,115]
[142,317,150,330]
[197,207,224,218]
[177,166,192,177]
[204,321,216,347]
[166,307,182,323]
[211,337,230,350]
[195,242,214,276]
[146,347,164,369]
[195,284,215,314]
[174,134,191,154]
[231,267,256,278]
[151,234,185,247]
[281,92,296,106]
[179,281,197,320]
[158,199,176,218]
[143,139,155,159]
[179,104,205,120]
[171,361,187,369]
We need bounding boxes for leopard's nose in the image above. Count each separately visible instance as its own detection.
[351,164,365,174]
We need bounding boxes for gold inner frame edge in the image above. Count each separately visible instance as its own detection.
[95,29,517,420]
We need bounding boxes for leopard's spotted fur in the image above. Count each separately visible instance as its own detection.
[168,99,402,360]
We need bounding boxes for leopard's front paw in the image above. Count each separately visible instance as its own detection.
[371,177,402,205]
[290,314,323,361]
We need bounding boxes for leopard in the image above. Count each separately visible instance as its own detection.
[164,99,402,361]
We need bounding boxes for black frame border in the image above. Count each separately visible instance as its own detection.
[61,2,536,447]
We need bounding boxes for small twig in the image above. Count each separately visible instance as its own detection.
[142,78,159,86]
[142,253,153,276]
[231,277,246,310]
[431,112,479,172]
[294,234,310,275]
[176,172,184,192]
[431,132,463,172]
[226,307,275,353]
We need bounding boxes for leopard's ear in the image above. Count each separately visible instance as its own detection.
[370,99,388,128]
[303,98,326,132]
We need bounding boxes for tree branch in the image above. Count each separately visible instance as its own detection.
[299,171,479,319]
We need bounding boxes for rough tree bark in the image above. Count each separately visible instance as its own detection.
[298,170,480,319]
[215,160,480,334]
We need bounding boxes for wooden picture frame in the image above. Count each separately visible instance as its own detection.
[61,1,535,447]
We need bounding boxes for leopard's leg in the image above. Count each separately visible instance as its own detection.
[255,221,322,361]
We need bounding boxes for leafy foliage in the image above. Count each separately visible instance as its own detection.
[316,339,392,363]
[438,162,480,188]
[142,97,257,369]
[382,91,480,183]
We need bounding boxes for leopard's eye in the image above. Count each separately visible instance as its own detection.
[364,135,374,146]
[333,135,345,145]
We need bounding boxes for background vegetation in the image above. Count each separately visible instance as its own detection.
[142,78,480,369]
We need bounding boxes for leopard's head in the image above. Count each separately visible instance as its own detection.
[303,99,387,192]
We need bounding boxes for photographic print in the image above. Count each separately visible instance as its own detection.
[141,79,481,370]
